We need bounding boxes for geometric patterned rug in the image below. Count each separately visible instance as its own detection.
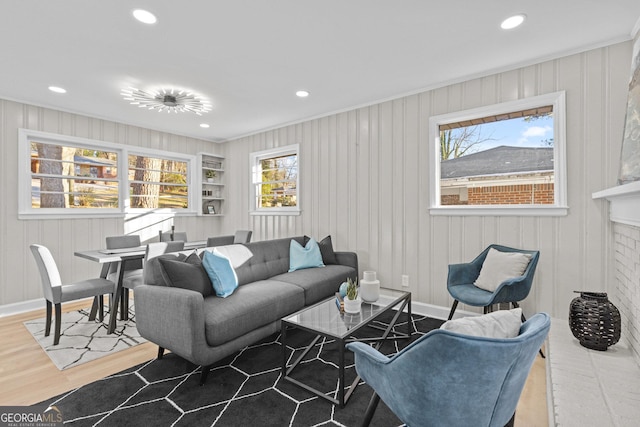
[38,312,443,426]
[23,305,146,370]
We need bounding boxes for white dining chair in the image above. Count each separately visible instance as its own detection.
[30,244,116,345]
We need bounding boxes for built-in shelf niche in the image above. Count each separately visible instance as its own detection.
[198,152,225,216]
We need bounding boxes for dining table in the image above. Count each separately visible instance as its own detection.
[74,240,207,334]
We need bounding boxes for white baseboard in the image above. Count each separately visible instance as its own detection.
[0,298,46,317]
[0,297,98,318]
[376,293,479,320]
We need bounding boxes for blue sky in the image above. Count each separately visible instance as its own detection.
[466,115,554,152]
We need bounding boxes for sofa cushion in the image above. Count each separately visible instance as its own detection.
[273,264,356,305]
[203,279,305,346]
[233,237,305,285]
[157,256,213,297]
[144,252,187,286]
[289,238,324,272]
[202,250,238,298]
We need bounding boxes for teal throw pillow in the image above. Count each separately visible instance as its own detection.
[202,250,238,298]
[289,238,324,272]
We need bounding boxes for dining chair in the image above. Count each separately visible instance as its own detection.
[206,235,234,247]
[347,312,550,427]
[233,230,252,243]
[159,231,188,242]
[105,235,144,320]
[30,244,116,345]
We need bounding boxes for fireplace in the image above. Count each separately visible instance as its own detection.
[593,182,640,364]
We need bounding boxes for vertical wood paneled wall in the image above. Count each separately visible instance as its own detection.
[223,42,631,318]
[0,101,223,307]
[0,42,631,318]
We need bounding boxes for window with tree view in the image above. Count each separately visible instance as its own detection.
[430,92,567,215]
[128,154,189,209]
[251,145,299,213]
[30,141,119,209]
[20,129,196,218]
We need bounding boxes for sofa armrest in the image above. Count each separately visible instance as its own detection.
[335,251,358,278]
[134,284,210,364]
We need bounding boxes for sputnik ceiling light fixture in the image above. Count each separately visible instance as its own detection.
[121,87,211,115]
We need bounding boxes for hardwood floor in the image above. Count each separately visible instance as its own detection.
[0,300,548,426]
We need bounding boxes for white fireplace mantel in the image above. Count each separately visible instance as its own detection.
[593,181,640,228]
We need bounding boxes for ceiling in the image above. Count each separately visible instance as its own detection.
[1,1,639,143]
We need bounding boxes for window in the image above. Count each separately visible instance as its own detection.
[19,129,196,218]
[128,154,189,209]
[250,144,299,215]
[429,92,567,216]
[29,141,119,210]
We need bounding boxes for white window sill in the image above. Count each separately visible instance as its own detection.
[429,205,568,216]
[19,209,199,220]
[250,209,301,216]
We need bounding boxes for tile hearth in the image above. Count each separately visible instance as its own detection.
[547,318,640,426]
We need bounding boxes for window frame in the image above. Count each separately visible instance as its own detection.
[428,91,568,216]
[249,144,300,216]
[18,129,198,219]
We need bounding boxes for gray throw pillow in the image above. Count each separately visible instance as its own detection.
[144,253,187,286]
[157,256,213,297]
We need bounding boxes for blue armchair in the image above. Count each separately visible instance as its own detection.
[447,244,540,321]
[347,312,550,427]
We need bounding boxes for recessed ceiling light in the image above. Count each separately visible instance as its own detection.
[133,9,157,24]
[501,14,526,30]
[200,123,210,128]
[48,86,66,94]
[296,90,310,98]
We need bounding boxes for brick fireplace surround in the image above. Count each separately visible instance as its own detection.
[546,184,640,426]
[613,222,640,363]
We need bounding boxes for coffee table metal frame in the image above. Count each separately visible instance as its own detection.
[281,291,411,407]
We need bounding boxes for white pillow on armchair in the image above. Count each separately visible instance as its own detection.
[473,248,531,292]
[440,308,522,338]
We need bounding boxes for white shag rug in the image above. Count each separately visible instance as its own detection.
[23,305,146,370]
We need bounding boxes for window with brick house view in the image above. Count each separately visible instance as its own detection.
[430,92,567,216]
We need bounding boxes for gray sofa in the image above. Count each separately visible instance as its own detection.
[135,236,358,384]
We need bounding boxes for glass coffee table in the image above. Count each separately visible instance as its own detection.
[281,291,411,407]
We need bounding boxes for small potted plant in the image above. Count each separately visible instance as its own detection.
[206,170,216,183]
[343,277,361,314]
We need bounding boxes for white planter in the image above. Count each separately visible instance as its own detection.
[344,298,361,314]
[360,271,380,302]
[207,178,214,183]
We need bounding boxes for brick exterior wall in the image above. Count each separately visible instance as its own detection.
[467,183,554,205]
[613,223,640,365]
[441,194,466,205]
